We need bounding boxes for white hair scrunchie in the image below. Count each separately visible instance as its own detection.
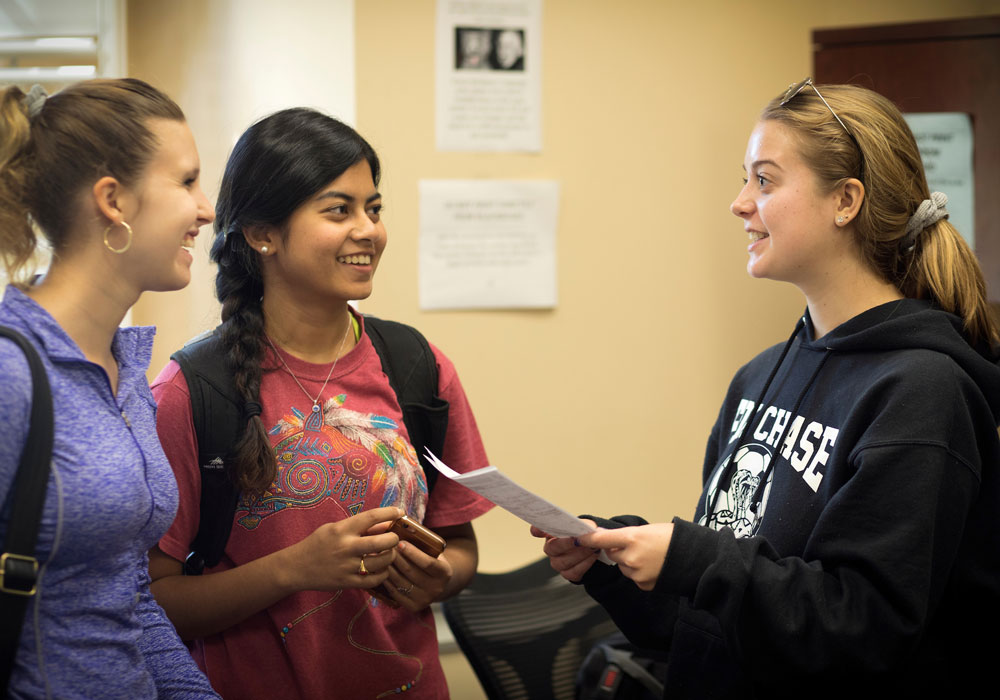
[902,191,949,250]
[25,84,48,120]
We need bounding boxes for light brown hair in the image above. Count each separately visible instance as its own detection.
[0,78,184,284]
[762,83,998,347]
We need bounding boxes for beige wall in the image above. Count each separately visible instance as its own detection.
[129,1,999,697]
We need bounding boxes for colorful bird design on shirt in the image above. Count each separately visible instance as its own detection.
[236,394,427,530]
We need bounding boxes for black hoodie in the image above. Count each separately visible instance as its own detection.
[582,299,1000,698]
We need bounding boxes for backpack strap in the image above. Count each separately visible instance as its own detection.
[0,325,54,692]
[176,317,448,575]
[364,316,449,494]
[170,330,243,576]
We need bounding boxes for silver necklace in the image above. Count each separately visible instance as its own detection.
[264,316,353,414]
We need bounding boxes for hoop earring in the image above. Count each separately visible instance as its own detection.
[103,221,133,254]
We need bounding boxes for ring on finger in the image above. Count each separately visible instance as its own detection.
[399,584,414,595]
[358,557,369,576]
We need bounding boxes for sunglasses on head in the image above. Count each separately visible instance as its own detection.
[781,77,865,178]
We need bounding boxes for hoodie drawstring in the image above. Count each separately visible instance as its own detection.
[707,317,805,518]
[747,348,832,511]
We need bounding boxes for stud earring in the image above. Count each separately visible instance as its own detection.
[837,216,845,224]
[261,246,269,254]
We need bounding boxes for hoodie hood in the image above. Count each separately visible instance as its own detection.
[800,298,1000,422]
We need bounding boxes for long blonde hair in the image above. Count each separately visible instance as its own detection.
[762,83,997,347]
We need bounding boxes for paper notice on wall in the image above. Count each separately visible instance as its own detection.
[419,179,558,310]
[435,0,542,152]
[903,113,975,249]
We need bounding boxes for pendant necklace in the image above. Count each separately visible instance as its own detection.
[264,315,353,414]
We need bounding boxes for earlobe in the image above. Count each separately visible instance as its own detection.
[835,178,865,226]
[242,224,278,255]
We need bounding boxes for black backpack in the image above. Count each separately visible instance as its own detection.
[170,316,449,575]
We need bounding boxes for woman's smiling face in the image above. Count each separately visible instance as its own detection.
[730,119,844,288]
[264,159,387,305]
[122,118,214,292]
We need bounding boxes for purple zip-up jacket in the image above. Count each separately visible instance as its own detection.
[0,286,218,699]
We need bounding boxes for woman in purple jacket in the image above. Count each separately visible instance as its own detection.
[0,79,217,698]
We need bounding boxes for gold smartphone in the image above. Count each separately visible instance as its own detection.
[368,516,445,607]
[389,515,446,557]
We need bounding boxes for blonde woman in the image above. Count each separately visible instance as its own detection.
[537,81,1000,697]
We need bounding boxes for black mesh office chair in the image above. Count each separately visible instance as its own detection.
[442,557,620,700]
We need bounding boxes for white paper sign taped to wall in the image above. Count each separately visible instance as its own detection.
[419,179,559,310]
[436,0,543,152]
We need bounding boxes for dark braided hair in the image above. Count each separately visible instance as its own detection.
[211,108,381,494]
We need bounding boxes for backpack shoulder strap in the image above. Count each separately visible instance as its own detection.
[364,316,449,494]
[172,329,243,409]
[170,329,243,575]
[0,325,53,691]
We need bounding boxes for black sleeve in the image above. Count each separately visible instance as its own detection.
[575,514,680,649]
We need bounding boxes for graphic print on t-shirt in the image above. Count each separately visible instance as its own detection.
[235,393,428,530]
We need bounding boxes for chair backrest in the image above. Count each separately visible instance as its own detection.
[442,558,620,700]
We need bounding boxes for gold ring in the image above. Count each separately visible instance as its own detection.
[358,558,368,576]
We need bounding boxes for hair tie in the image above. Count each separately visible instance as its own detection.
[25,84,48,120]
[244,401,263,419]
[901,191,949,251]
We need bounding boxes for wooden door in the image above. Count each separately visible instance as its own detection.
[813,16,1000,300]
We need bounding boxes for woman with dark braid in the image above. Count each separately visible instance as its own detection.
[0,79,217,698]
[536,81,1000,697]
[148,108,493,699]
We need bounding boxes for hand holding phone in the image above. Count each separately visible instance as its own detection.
[389,515,446,557]
[369,516,445,607]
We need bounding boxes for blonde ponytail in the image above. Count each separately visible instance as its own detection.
[907,218,997,347]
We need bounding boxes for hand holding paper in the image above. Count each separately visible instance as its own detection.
[423,449,613,564]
